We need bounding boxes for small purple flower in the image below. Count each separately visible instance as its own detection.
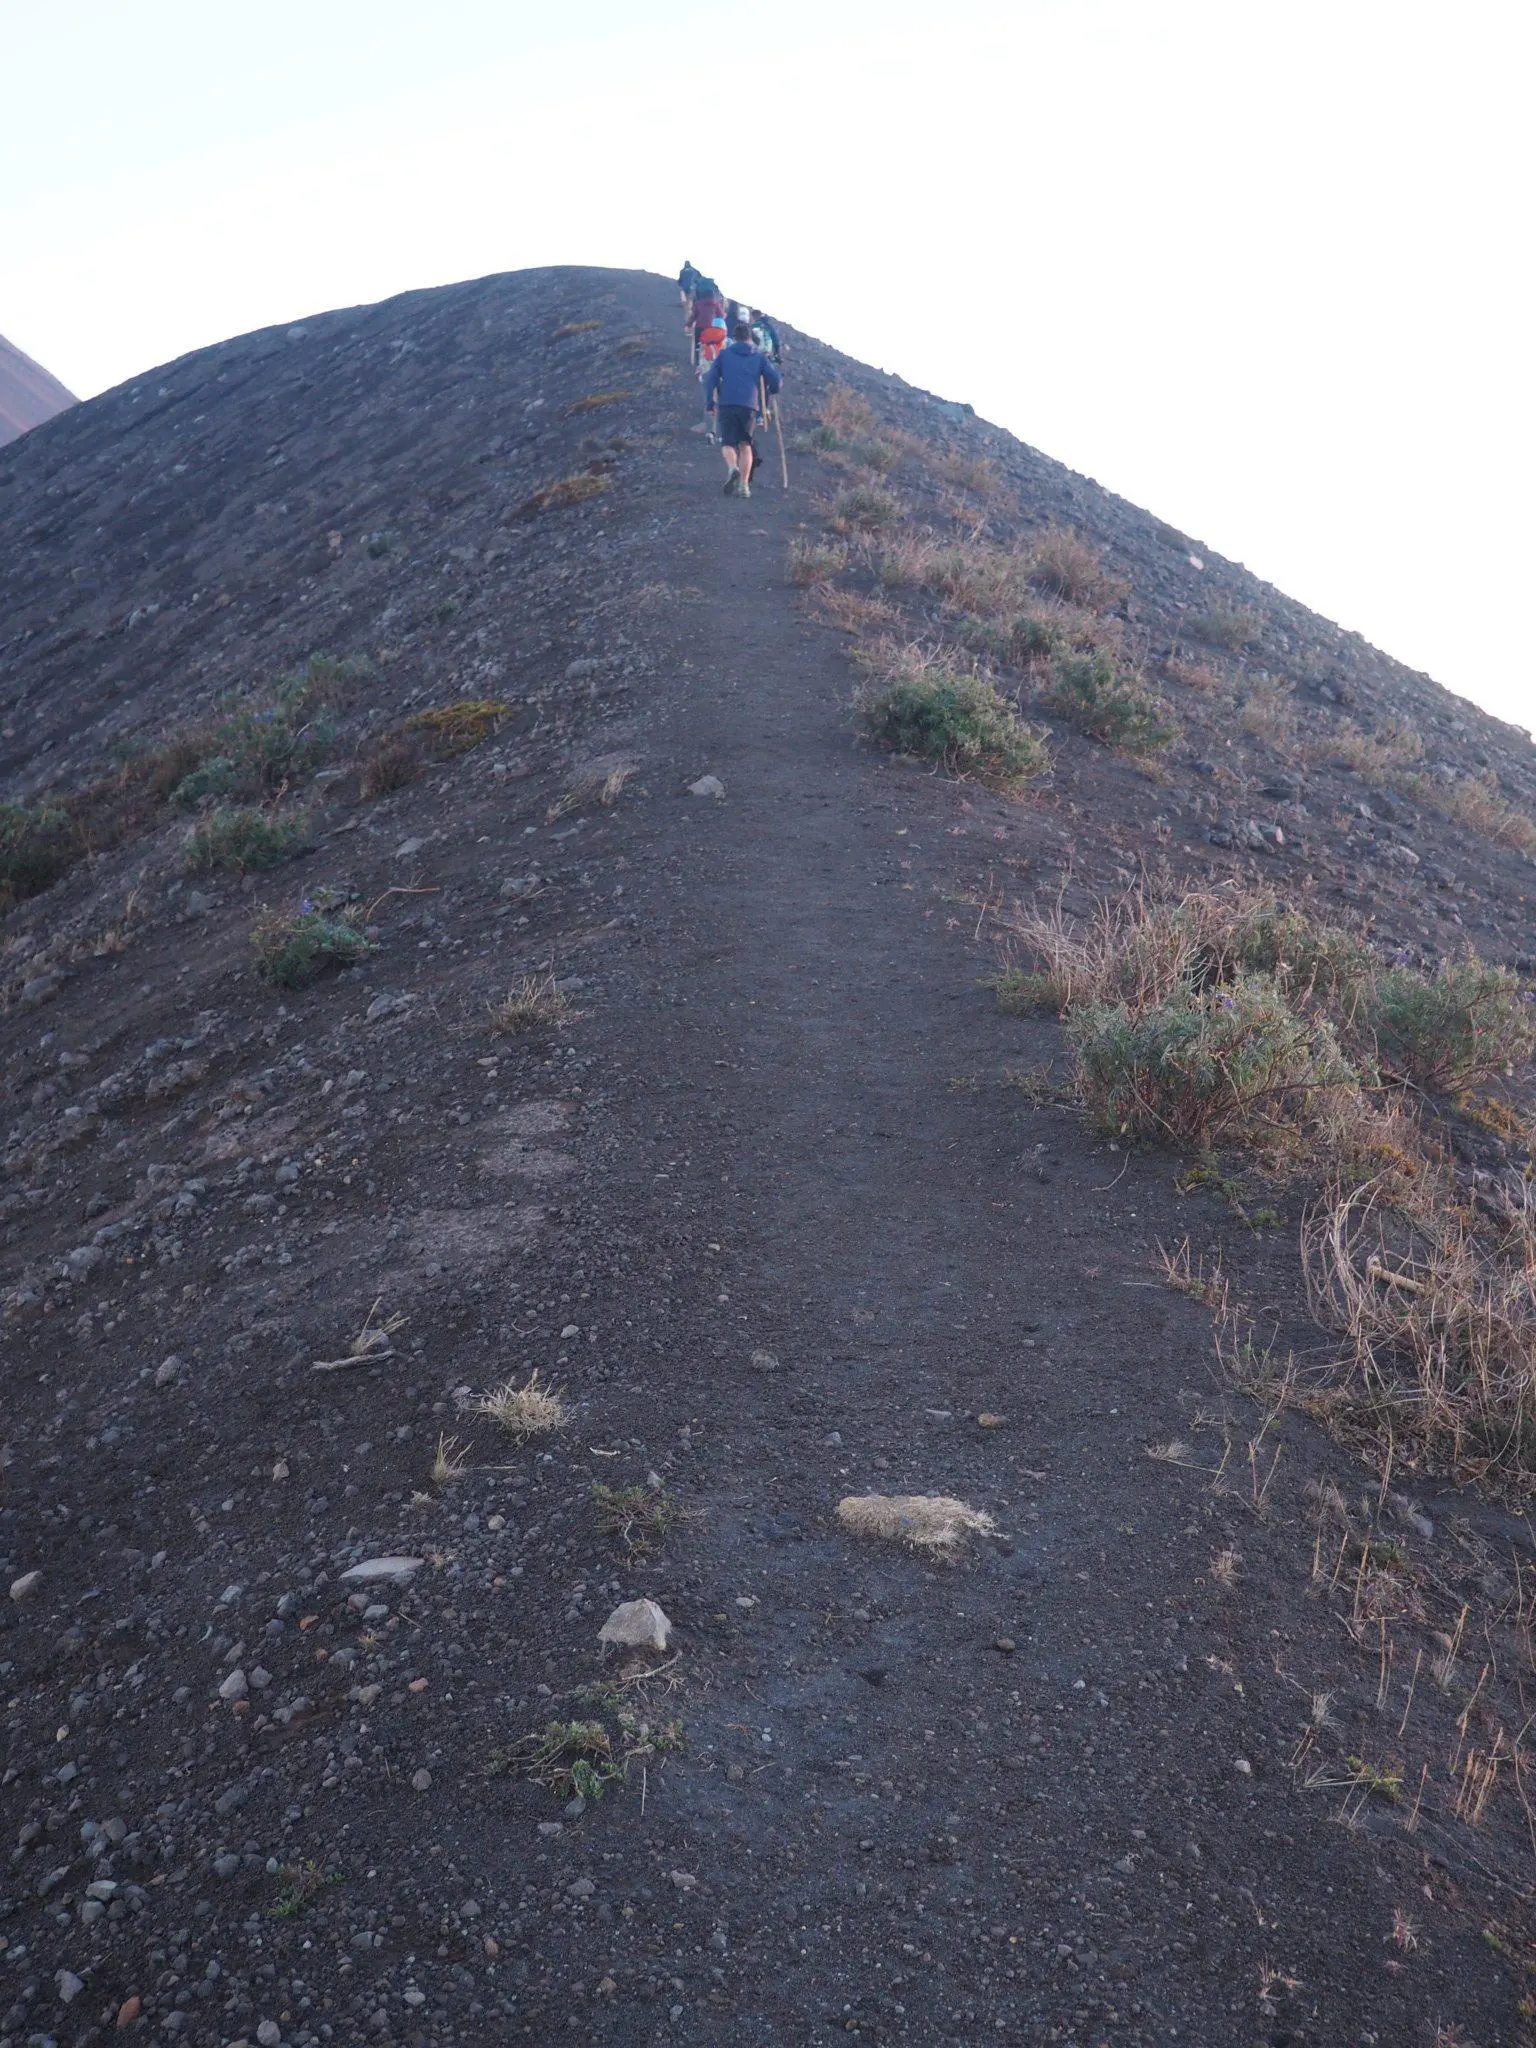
[299,897,314,916]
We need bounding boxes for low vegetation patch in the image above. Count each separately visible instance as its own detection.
[409,699,510,753]
[0,800,76,912]
[488,973,570,1034]
[564,391,632,417]
[787,536,849,584]
[829,482,901,532]
[1026,525,1126,609]
[508,472,611,521]
[836,1493,997,1559]
[550,319,602,339]
[251,902,375,987]
[183,807,314,874]
[475,1370,569,1439]
[592,1481,681,1557]
[862,648,1049,784]
[1041,649,1176,753]
[1366,957,1535,1091]
[1072,975,1356,1148]
[1187,603,1263,653]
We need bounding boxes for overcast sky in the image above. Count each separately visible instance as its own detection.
[4,0,1530,731]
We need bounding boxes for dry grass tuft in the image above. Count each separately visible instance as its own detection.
[488,973,571,1034]
[836,1492,997,1558]
[551,320,602,339]
[432,1433,469,1485]
[1027,525,1126,609]
[564,391,633,417]
[409,699,510,753]
[475,1370,569,1439]
[787,535,849,585]
[508,472,612,521]
[548,755,639,820]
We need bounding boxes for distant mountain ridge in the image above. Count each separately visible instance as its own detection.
[0,330,75,445]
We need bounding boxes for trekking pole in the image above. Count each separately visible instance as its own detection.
[773,395,789,490]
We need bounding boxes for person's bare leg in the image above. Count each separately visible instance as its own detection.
[738,442,754,487]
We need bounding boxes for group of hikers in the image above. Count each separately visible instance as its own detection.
[677,260,783,499]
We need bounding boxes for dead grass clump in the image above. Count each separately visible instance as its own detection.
[1319,717,1425,784]
[357,733,422,799]
[508,473,611,521]
[837,1493,997,1558]
[564,391,632,417]
[815,384,880,443]
[488,973,570,1034]
[1163,653,1227,694]
[551,319,602,339]
[592,1481,682,1557]
[1303,1181,1536,1485]
[788,536,849,584]
[475,1370,569,1438]
[1405,768,1536,857]
[410,699,510,753]
[1027,525,1126,609]
[813,586,903,637]
[548,754,638,820]
[1236,680,1300,751]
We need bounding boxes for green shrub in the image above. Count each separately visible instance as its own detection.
[960,612,1060,668]
[788,536,849,584]
[1220,899,1376,1010]
[251,903,375,987]
[1188,603,1263,653]
[0,800,77,909]
[1073,974,1356,1147]
[184,807,314,874]
[1366,958,1536,1092]
[1042,649,1176,753]
[165,660,349,810]
[830,482,901,532]
[863,660,1050,783]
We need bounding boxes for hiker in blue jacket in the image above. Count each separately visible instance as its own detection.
[703,323,782,498]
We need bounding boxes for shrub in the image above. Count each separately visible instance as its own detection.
[0,800,76,910]
[1187,603,1263,653]
[488,973,570,1033]
[1366,957,1536,1091]
[1042,649,1176,753]
[1321,718,1424,784]
[1073,974,1356,1147]
[1403,768,1536,857]
[960,612,1060,668]
[817,385,879,443]
[830,483,901,532]
[863,654,1049,783]
[1027,525,1125,609]
[184,807,314,874]
[251,904,375,987]
[787,536,848,584]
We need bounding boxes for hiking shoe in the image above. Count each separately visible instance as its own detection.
[722,473,738,496]
[739,479,752,498]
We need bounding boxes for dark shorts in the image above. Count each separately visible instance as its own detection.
[717,403,755,450]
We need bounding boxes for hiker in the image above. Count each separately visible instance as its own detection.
[687,279,725,366]
[704,321,782,497]
[678,259,702,306]
[752,311,782,365]
[693,314,729,433]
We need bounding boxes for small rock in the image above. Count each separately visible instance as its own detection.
[499,875,540,900]
[154,1355,183,1388]
[563,1795,587,1820]
[340,1556,424,1586]
[393,837,425,859]
[1234,1757,1253,1776]
[994,1638,1016,1655]
[688,774,725,800]
[670,1869,698,1891]
[536,1821,564,1839]
[257,2023,282,2047]
[213,1853,241,1878]
[56,1968,85,2003]
[411,1768,432,1792]
[567,1876,595,1897]
[116,1995,142,2026]
[598,1598,672,1653]
[272,1460,290,1481]
[218,1669,249,1701]
[9,1570,41,1602]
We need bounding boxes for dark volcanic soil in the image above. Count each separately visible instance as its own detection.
[1,267,1534,2048]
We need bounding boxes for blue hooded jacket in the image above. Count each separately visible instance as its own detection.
[705,340,782,411]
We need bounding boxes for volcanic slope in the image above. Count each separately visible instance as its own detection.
[0,332,75,448]
[1,265,1535,2047]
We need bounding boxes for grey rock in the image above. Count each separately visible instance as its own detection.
[598,1598,672,1653]
[339,1556,424,1586]
[257,2023,282,2048]
[688,774,725,800]
[213,1854,240,1878]
[411,1768,432,1792]
[393,836,426,859]
[499,875,541,900]
[55,1969,84,2003]
[9,1570,41,1602]
[154,1355,183,1388]
[218,1669,249,1701]
[567,1876,596,1897]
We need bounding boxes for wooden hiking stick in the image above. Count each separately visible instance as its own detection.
[772,393,788,489]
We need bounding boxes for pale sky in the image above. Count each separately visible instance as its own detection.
[3,0,1531,732]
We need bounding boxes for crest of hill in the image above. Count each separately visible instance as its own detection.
[0,330,76,446]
